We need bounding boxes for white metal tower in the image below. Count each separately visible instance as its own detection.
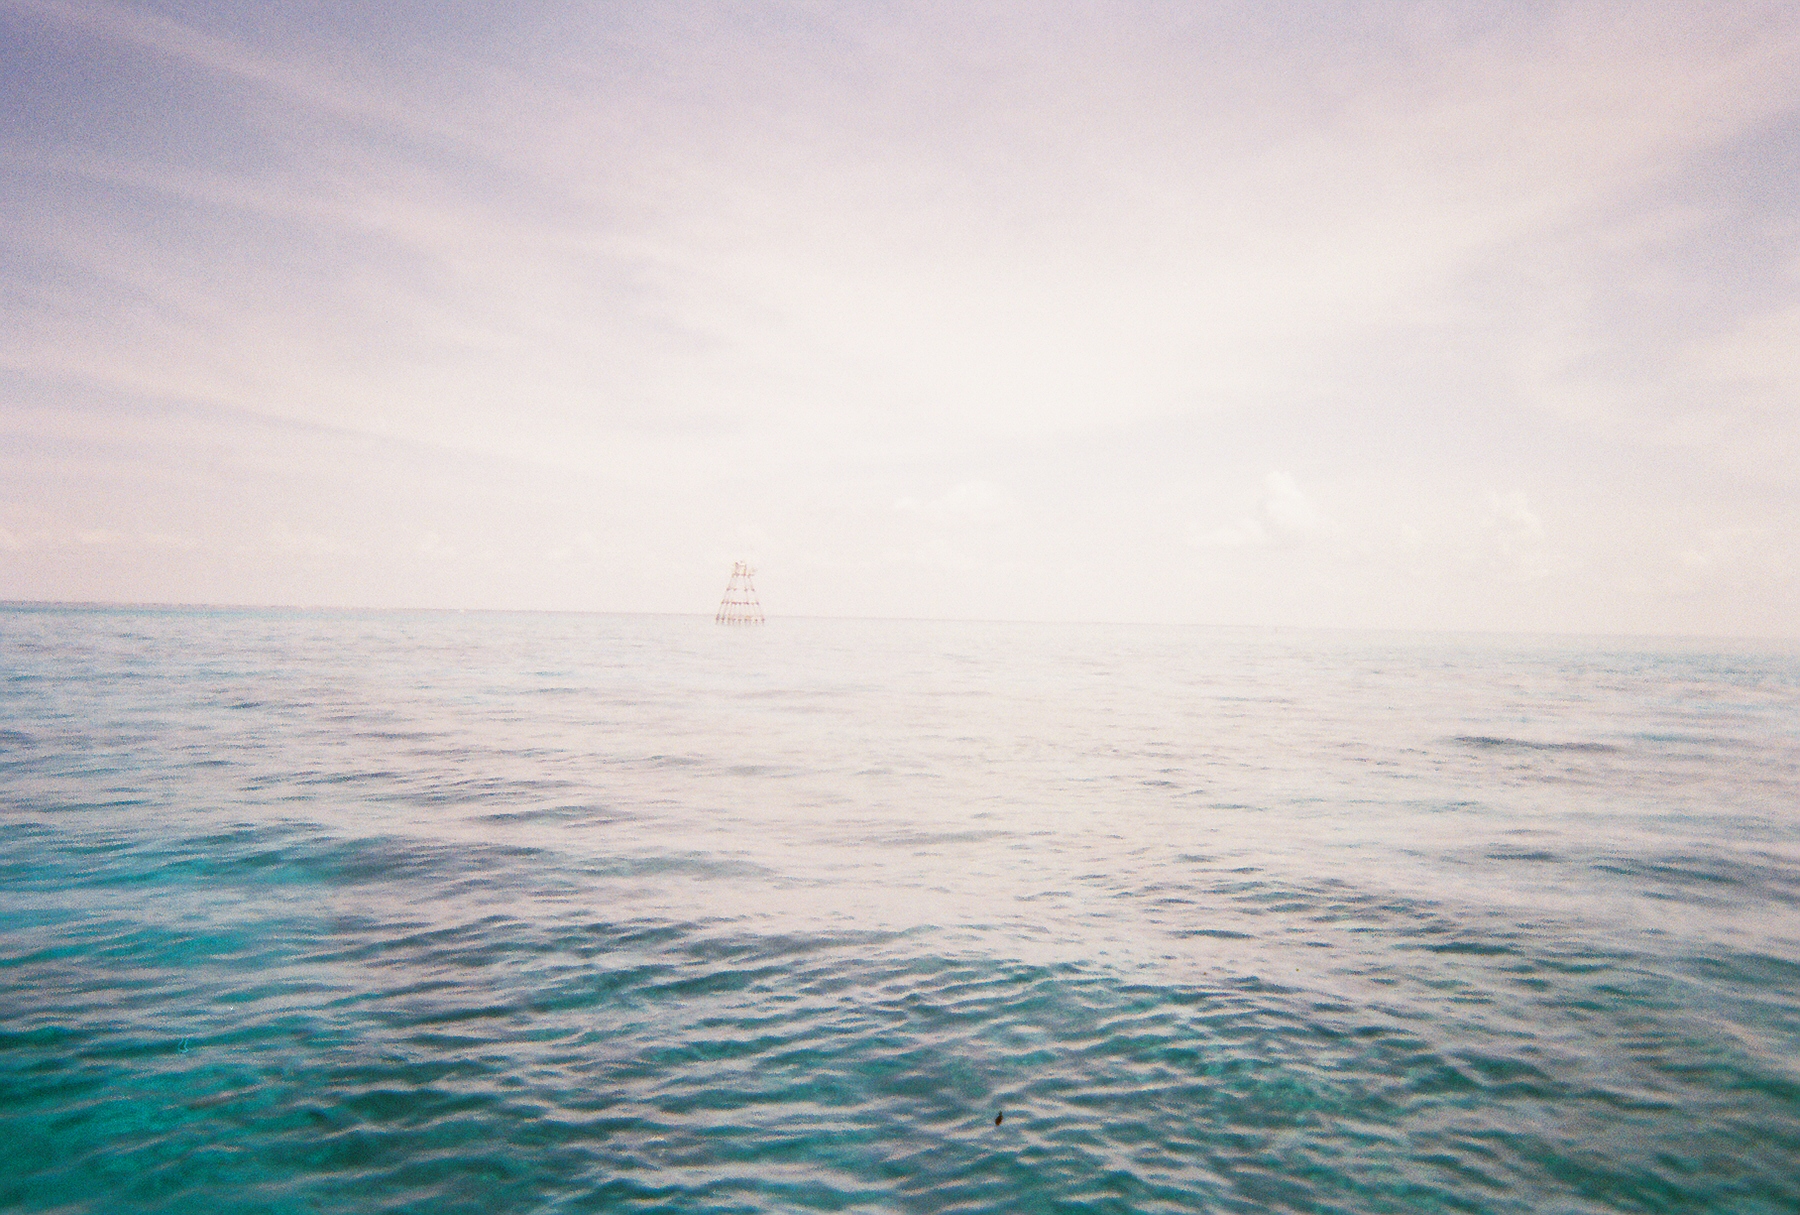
[715,562,765,625]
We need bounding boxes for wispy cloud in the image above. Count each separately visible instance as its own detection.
[4,0,466,145]
[1481,491,1552,584]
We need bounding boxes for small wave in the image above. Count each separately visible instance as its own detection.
[862,828,1016,849]
[1423,939,1516,956]
[549,852,779,883]
[474,803,627,825]
[1453,735,1620,753]
[389,774,584,807]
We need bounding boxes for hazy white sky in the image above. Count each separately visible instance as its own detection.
[3,0,1797,632]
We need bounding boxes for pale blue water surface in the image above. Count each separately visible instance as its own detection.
[2,605,1797,1213]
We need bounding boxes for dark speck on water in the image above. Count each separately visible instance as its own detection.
[1,606,1797,1214]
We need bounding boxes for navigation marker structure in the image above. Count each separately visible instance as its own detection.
[715,562,765,625]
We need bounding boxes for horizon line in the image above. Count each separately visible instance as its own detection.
[1,598,1795,645]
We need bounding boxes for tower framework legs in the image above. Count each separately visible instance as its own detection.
[715,562,765,624]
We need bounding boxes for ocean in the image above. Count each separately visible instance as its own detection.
[2,605,1797,1213]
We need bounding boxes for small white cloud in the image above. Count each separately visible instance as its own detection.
[258,527,353,558]
[418,531,457,558]
[1691,305,1800,391]
[1487,490,1544,538]
[1261,471,1326,539]
[537,532,603,564]
[1193,471,1332,549]
[1483,491,1550,582]
[1658,530,1793,597]
[0,511,53,553]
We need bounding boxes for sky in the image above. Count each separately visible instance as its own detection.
[2,0,1797,633]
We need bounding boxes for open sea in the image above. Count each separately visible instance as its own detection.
[1,604,1797,1214]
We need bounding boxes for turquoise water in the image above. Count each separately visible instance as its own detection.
[2,605,1797,1213]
